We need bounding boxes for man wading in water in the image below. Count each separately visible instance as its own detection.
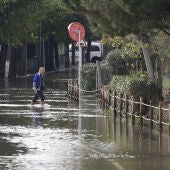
[31,67,45,106]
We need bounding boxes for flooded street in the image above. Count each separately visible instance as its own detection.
[0,69,170,170]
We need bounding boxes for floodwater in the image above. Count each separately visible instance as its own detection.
[0,69,170,170]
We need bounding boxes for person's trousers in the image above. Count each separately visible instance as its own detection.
[32,90,45,102]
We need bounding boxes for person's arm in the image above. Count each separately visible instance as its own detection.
[33,82,37,93]
[33,74,38,93]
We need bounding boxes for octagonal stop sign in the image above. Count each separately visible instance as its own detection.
[68,22,85,42]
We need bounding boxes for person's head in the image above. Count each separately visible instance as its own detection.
[39,67,45,75]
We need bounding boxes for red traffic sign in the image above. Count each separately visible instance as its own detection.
[68,22,85,42]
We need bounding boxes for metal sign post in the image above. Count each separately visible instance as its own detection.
[68,22,85,100]
[78,29,82,137]
[78,29,82,98]
[68,22,86,137]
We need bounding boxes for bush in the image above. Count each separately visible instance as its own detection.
[101,63,111,85]
[81,63,111,90]
[81,63,97,90]
[106,49,134,76]
[110,73,159,103]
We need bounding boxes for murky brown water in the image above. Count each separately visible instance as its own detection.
[0,69,170,170]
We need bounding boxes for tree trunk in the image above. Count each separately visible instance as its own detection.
[156,57,163,100]
[5,44,12,79]
[86,40,91,62]
[45,36,54,71]
[65,40,69,67]
[54,41,59,67]
[17,46,27,76]
[0,44,7,78]
[9,47,18,78]
[82,47,85,64]
[156,57,162,89]
[23,44,28,74]
[141,41,155,81]
[71,43,75,65]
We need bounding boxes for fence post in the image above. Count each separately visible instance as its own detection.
[102,86,105,107]
[139,97,143,126]
[103,86,106,109]
[77,80,79,101]
[113,90,117,116]
[119,93,123,118]
[70,80,72,99]
[159,102,163,131]
[169,104,170,135]
[106,87,109,109]
[105,86,109,109]
[132,96,135,124]
[75,79,78,101]
[72,80,74,100]
[102,86,105,108]
[149,100,153,129]
[99,85,102,99]
[125,94,129,119]
[108,89,112,109]
[68,80,70,98]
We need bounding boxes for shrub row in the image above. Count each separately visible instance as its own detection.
[110,74,158,104]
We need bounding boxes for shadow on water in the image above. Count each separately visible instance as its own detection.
[0,69,170,170]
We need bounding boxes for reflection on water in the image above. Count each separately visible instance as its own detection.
[0,70,170,170]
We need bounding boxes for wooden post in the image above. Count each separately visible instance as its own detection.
[71,80,73,99]
[169,104,170,135]
[74,80,78,100]
[104,86,107,109]
[96,60,102,91]
[73,80,75,100]
[108,89,112,109]
[159,102,163,131]
[101,86,104,108]
[105,86,108,109]
[119,93,123,118]
[70,80,72,99]
[132,96,135,124]
[125,94,129,119]
[68,80,70,98]
[113,90,117,116]
[149,100,153,129]
[99,85,102,99]
[76,79,79,101]
[103,86,105,108]
[100,86,103,106]
[139,97,143,126]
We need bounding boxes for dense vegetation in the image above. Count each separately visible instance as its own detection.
[0,0,169,101]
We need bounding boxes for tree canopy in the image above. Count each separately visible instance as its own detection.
[0,0,169,45]
[61,0,170,37]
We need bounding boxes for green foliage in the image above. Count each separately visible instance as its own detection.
[0,0,41,44]
[103,34,144,76]
[148,31,170,58]
[61,0,170,37]
[105,49,135,75]
[101,64,111,84]
[81,63,111,90]
[0,0,95,45]
[81,63,97,90]
[110,73,158,103]
[102,34,141,59]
